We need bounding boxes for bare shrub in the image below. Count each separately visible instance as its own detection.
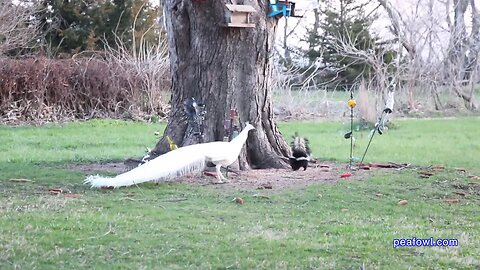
[0,1,40,55]
[0,52,171,124]
[356,80,377,124]
[0,3,171,124]
[99,5,171,121]
[101,38,171,120]
[0,57,134,124]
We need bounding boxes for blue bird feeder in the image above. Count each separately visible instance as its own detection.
[268,0,302,18]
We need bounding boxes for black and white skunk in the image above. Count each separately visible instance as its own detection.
[289,132,311,171]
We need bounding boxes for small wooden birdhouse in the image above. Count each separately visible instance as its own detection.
[224,4,256,28]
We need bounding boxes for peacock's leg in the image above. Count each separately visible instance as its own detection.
[214,164,228,183]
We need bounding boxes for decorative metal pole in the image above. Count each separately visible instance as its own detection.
[347,92,356,168]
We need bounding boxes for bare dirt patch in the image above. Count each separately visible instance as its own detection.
[70,161,374,191]
[197,162,373,191]
[67,162,128,174]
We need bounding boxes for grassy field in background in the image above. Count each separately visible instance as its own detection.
[0,119,162,164]
[0,118,479,269]
[280,117,480,173]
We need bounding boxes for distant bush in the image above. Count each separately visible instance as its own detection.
[0,57,169,124]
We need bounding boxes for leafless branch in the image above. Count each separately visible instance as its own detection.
[0,1,40,55]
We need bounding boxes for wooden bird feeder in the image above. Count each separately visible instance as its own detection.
[268,0,303,18]
[224,4,256,28]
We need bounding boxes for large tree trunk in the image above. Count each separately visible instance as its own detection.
[150,0,290,169]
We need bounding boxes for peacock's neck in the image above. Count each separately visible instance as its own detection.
[230,128,250,147]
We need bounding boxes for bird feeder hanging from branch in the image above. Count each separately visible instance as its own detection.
[268,0,303,18]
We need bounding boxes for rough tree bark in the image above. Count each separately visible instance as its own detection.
[150,0,290,169]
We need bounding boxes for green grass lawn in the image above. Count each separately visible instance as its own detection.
[280,117,480,172]
[0,118,479,269]
[0,119,162,164]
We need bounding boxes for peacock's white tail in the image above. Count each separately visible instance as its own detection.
[84,123,255,188]
[84,144,210,188]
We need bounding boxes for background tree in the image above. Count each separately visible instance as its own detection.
[306,0,379,89]
[378,0,478,111]
[445,0,479,109]
[38,0,160,55]
[150,0,290,169]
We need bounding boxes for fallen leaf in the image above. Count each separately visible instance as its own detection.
[233,197,244,205]
[453,191,466,196]
[341,208,349,212]
[252,194,271,199]
[431,165,445,171]
[467,175,480,180]
[455,168,467,173]
[368,163,397,168]
[64,193,82,198]
[445,198,460,203]
[10,178,34,183]
[48,188,63,195]
[375,193,384,197]
[398,200,408,205]
[340,172,353,178]
[418,171,434,176]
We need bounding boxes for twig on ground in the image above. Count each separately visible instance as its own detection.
[162,198,188,202]
[9,178,34,183]
[120,197,142,202]
[76,223,114,241]
[253,194,271,199]
[284,176,303,180]
[133,182,146,196]
[165,248,176,255]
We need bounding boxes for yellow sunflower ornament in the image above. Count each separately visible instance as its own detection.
[347,99,356,109]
